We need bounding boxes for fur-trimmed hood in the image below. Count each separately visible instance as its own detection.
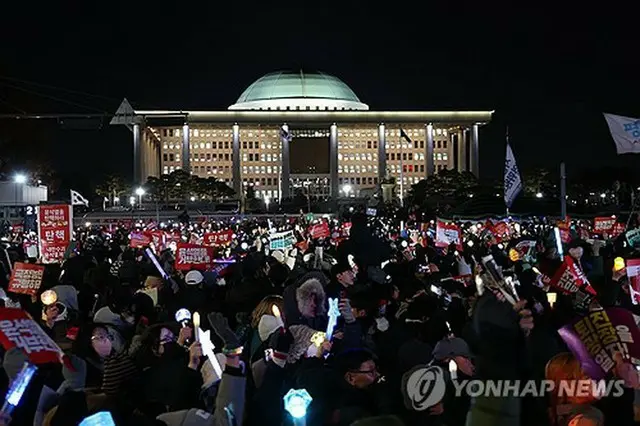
[296,278,326,317]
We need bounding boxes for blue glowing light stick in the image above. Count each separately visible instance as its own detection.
[284,389,313,421]
[325,298,340,341]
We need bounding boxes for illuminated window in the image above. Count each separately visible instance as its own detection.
[194,129,200,137]
[175,129,180,137]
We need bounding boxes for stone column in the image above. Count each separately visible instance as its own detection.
[470,124,480,178]
[377,124,386,184]
[133,123,142,184]
[330,123,339,199]
[232,124,241,196]
[280,124,291,199]
[181,124,190,173]
[426,124,434,176]
[457,129,466,172]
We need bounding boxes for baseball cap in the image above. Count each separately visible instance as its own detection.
[432,337,472,361]
[185,270,204,286]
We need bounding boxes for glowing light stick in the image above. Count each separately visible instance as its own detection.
[175,308,191,327]
[284,389,313,422]
[325,298,340,341]
[547,292,557,308]
[553,227,564,259]
[614,257,625,272]
[40,290,57,306]
[145,248,178,293]
[192,312,200,342]
[448,359,458,380]
[199,328,223,379]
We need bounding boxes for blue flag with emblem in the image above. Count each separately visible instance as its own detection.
[504,130,522,209]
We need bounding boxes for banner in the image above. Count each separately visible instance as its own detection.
[203,230,234,246]
[603,113,640,154]
[558,308,640,380]
[175,243,214,271]
[611,222,626,238]
[37,205,73,264]
[504,143,522,208]
[593,217,616,234]
[514,240,537,260]
[435,221,462,250]
[549,256,597,310]
[0,308,61,365]
[8,263,45,296]
[309,222,330,239]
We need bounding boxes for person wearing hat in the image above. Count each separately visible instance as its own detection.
[326,260,356,300]
[176,270,208,315]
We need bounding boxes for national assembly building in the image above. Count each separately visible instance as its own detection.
[111,71,492,201]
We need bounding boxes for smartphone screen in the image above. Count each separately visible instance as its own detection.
[79,411,116,426]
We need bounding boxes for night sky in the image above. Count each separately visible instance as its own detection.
[1,2,639,195]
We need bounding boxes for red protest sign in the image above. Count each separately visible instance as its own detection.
[593,217,616,234]
[341,222,352,237]
[435,221,462,250]
[550,256,597,310]
[149,231,166,252]
[175,243,214,271]
[8,263,45,296]
[309,222,330,239]
[0,308,61,365]
[627,259,640,305]
[203,230,234,246]
[130,232,152,248]
[37,205,72,264]
[611,222,626,238]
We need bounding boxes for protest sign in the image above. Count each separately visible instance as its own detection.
[593,217,616,234]
[549,256,597,310]
[626,229,640,250]
[558,308,640,380]
[0,308,61,365]
[309,222,330,240]
[8,263,45,296]
[37,205,72,264]
[175,243,214,271]
[269,231,296,250]
[435,221,462,250]
[626,259,640,305]
[203,230,234,246]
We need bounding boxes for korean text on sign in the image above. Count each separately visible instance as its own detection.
[8,263,45,296]
[0,308,61,365]
[573,311,628,374]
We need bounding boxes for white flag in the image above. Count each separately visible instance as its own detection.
[603,113,640,154]
[504,144,522,208]
[70,190,89,206]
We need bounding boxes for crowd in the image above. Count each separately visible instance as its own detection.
[0,210,639,426]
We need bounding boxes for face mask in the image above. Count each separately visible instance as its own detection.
[92,338,112,358]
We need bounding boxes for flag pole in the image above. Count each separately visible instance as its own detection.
[505,127,510,217]
[399,130,404,207]
[560,162,567,221]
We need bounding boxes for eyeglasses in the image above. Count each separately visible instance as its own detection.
[351,366,378,375]
[91,334,111,342]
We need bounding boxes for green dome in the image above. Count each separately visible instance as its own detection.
[228,71,368,111]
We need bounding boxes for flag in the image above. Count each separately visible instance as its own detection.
[400,128,412,143]
[70,190,89,206]
[280,126,292,142]
[504,143,522,208]
[603,113,640,154]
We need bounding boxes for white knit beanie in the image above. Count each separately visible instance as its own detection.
[258,315,284,342]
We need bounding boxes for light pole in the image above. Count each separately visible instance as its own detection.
[342,184,352,198]
[135,187,145,208]
[13,174,26,223]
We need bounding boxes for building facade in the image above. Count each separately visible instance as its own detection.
[111,71,492,200]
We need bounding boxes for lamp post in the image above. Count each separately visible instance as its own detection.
[342,184,352,198]
[135,187,145,207]
[13,174,26,223]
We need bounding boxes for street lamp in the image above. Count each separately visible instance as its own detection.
[135,187,145,206]
[13,174,27,184]
[600,193,606,199]
[265,196,270,211]
[536,192,543,199]
[129,196,136,206]
[342,184,352,198]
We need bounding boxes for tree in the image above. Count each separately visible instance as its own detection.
[168,170,193,200]
[408,169,479,206]
[522,168,555,196]
[96,175,129,202]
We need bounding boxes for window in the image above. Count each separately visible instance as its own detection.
[163,154,168,162]
[206,153,211,161]
[225,142,229,149]
[443,140,448,149]
[169,153,175,162]
[212,142,217,149]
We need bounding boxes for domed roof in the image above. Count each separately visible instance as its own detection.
[228,71,368,111]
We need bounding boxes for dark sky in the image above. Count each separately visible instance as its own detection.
[1,1,639,194]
